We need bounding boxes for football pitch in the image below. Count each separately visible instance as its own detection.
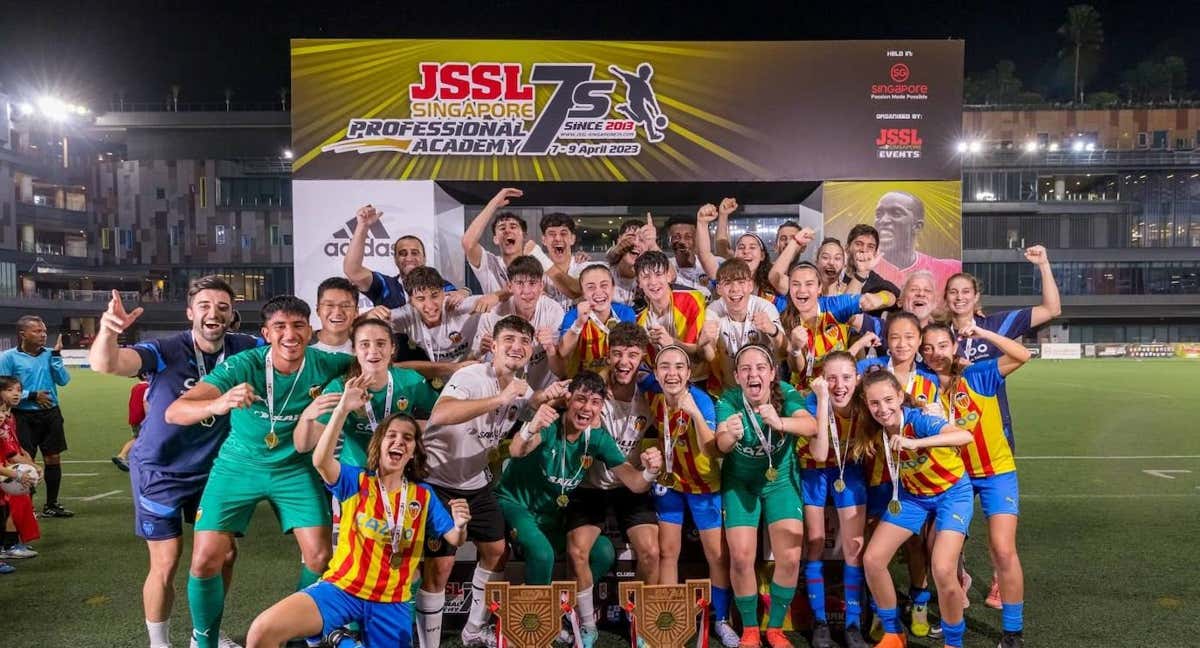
[3,360,1198,647]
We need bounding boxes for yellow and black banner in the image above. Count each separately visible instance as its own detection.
[291,39,963,182]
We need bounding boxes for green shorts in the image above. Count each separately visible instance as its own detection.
[195,456,331,534]
[722,471,804,529]
[498,497,565,585]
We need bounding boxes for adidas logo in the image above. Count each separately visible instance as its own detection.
[324,217,393,257]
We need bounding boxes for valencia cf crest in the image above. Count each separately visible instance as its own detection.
[427,537,443,552]
[634,416,648,432]
[308,385,322,399]
[407,500,422,519]
[449,331,463,345]
[747,330,760,342]
[915,394,928,403]
[824,324,839,337]
[397,397,410,411]
[581,456,593,469]
[954,391,970,409]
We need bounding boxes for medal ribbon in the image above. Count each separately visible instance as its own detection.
[881,410,904,506]
[742,395,774,474]
[828,402,847,484]
[558,425,591,503]
[363,371,395,431]
[660,400,678,483]
[192,335,225,380]
[264,350,305,448]
[378,475,409,557]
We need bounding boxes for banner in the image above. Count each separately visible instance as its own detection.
[1041,343,1082,360]
[821,180,962,292]
[1175,343,1200,359]
[291,39,963,182]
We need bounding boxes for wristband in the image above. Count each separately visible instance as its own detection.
[528,244,554,271]
[568,321,583,335]
[640,467,660,483]
[790,349,805,358]
[519,424,536,442]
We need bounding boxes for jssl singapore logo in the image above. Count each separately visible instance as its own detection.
[322,62,669,158]
[875,128,923,159]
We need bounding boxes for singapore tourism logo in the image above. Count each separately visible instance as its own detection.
[322,61,669,158]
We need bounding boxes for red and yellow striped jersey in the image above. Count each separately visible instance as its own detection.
[647,388,720,494]
[942,360,1015,479]
[789,294,861,390]
[895,407,964,496]
[637,290,706,365]
[798,394,861,470]
[322,464,453,602]
[560,304,638,378]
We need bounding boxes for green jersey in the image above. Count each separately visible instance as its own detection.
[715,383,808,483]
[496,419,626,516]
[317,367,440,466]
[203,345,352,468]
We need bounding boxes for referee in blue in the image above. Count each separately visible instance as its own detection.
[0,314,71,517]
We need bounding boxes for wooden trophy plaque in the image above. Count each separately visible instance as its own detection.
[619,579,712,648]
[485,580,576,648]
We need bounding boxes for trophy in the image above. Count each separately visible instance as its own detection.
[485,580,577,648]
[619,579,712,648]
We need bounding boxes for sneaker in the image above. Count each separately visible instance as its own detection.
[998,631,1024,648]
[868,616,884,642]
[42,503,75,518]
[4,544,37,559]
[909,604,931,637]
[0,561,13,574]
[738,627,762,648]
[580,626,599,648]
[715,619,741,648]
[217,634,243,648]
[928,623,942,638]
[844,625,868,648]
[985,577,1002,610]
[112,456,130,472]
[810,621,834,648]
[764,628,794,648]
[873,632,907,648]
[462,624,499,648]
[327,628,364,648]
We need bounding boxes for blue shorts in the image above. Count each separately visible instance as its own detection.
[972,471,1019,518]
[880,477,973,536]
[304,580,414,648]
[800,465,867,509]
[653,486,723,531]
[866,483,893,519]
[129,461,209,540]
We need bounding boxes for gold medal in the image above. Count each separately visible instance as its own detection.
[264,431,279,449]
[431,377,445,390]
[887,499,902,515]
[658,473,676,488]
[389,551,403,568]
[765,467,778,482]
[404,528,414,542]
[833,478,846,493]
[556,493,570,508]
[581,456,593,469]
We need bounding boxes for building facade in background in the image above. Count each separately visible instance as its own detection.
[961,107,1200,344]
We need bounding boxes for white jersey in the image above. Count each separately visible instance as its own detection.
[670,256,716,298]
[310,335,354,355]
[390,295,482,363]
[543,258,587,311]
[586,387,652,489]
[469,248,511,295]
[612,270,639,307]
[424,363,534,490]
[706,295,781,387]
[472,295,565,390]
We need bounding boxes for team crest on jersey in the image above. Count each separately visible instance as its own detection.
[449,331,463,345]
[397,397,410,411]
[427,537,442,552]
[308,385,322,399]
[954,391,970,409]
[581,455,593,469]
[407,500,423,520]
[634,416,648,432]
[824,324,840,337]
[915,394,928,403]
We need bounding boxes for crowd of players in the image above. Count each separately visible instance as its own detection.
[4,187,1061,648]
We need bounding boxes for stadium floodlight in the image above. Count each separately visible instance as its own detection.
[1072,140,1085,152]
[956,141,969,153]
[37,95,71,121]
[967,140,982,153]
[16,102,34,116]
[1024,141,1038,152]
[1048,142,1060,151]
[1085,142,1096,151]
[282,149,294,160]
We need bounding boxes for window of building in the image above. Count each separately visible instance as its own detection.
[269,225,281,246]
[156,188,166,200]
[215,225,227,245]
[1152,130,1168,149]
[1136,132,1148,148]
[217,177,291,207]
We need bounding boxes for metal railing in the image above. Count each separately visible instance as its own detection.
[964,148,1200,167]
[106,100,286,113]
[15,289,141,303]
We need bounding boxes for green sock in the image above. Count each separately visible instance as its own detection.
[297,565,322,591]
[767,582,796,628]
[187,574,225,648]
[734,594,759,631]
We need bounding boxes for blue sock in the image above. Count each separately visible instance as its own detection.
[843,564,864,628]
[1002,601,1024,632]
[711,585,732,621]
[908,586,932,606]
[942,618,966,647]
[804,561,826,622]
[876,606,902,634]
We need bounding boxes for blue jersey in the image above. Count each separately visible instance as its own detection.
[954,308,1033,445]
[0,346,70,410]
[364,271,457,309]
[130,331,261,473]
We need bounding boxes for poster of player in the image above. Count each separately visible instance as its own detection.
[822,180,963,292]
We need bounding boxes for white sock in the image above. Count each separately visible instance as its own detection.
[146,619,170,648]
[465,565,503,632]
[416,589,446,648]
[577,589,596,631]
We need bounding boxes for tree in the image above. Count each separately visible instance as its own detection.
[1164,56,1187,102]
[1058,4,1104,103]
[1087,91,1119,107]
[964,60,1026,104]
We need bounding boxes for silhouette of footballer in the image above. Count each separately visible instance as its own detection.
[609,63,669,142]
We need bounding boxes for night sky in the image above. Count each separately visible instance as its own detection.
[1,0,1197,109]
